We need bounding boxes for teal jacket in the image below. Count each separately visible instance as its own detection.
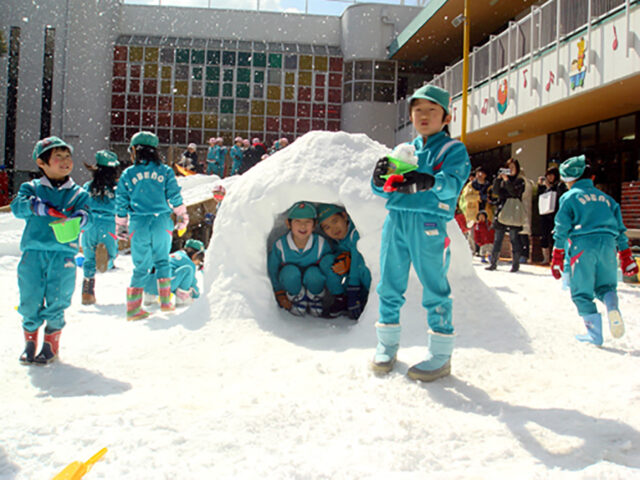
[115,162,183,217]
[83,181,116,221]
[372,131,471,220]
[331,221,368,287]
[170,249,200,297]
[553,178,629,251]
[267,232,331,292]
[11,177,90,253]
[230,145,243,163]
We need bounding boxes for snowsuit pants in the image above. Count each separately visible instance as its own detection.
[567,234,618,316]
[319,252,371,295]
[279,264,325,296]
[18,250,76,332]
[207,161,221,176]
[81,216,118,278]
[377,210,453,334]
[129,214,173,288]
[490,222,521,268]
[231,160,242,176]
[144,265,196,295]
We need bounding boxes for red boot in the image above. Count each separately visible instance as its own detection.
[19,329,39,365]
[34,329,61,365]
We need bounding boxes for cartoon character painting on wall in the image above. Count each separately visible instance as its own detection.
[497,79,508,115]
[570,37,587,90]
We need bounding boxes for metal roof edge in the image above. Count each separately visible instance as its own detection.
[387,0,448,59]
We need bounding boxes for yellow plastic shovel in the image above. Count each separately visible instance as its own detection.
[52,447,107,480]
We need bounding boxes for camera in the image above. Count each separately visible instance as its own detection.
[498,168,511,176]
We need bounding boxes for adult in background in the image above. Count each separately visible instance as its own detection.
[239,137,267,174]
[517,166,535,264]
[486,158,525,272]
[537,166,567,264]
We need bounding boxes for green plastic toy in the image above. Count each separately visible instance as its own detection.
[49,217,82,243]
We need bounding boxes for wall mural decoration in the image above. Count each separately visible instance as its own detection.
[570,37,587,90]
[497,79,508,115]
[545,71,555,91]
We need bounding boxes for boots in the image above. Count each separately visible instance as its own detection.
[157,278,175,312]
[541,247,551,265]
[127,287,150,321]
[34,329,61,365]
[95,243,109,273]
[287,290,306,317]
[371,323,401,374]
[328,294,347,318]
[306,289,324,317]
[19,329,38,365]
[576,313,603,346]
[603,291,625,339]
[82,277,96,305]
[175,288,193,306]
[407,332,455,382]
[143,292,158,306]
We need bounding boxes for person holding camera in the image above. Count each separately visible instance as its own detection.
[537,166,567,264]
[486,158,525,272]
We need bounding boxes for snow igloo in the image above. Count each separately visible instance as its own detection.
[203,131,474,337]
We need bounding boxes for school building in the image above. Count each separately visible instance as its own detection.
[0,0,639,235]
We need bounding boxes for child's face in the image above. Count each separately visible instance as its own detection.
[319,212,348,241]
[37,148,73,180]
[289,218,315,243]
[410,99,450,138]
[478,213,487,223]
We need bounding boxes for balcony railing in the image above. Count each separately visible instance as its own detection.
[398,0,636,130]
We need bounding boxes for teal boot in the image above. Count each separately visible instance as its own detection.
[371,323,401,374]
[407,332,455,382]
[603,291,624,339]
[576,313,603,346]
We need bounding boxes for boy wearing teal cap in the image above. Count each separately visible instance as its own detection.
[116,131,189,319]
[80,150,121,305]
[143,238,206,306]
[551,155,638,345]
[11,136,91,365]
[316,203,371,320]
[267,201,332,316]
[370,84,471,381]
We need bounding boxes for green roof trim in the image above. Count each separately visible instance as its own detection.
[387,0,448,59]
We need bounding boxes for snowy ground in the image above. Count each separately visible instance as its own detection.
[1,132,640,479]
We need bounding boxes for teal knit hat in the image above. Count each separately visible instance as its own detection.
[287,201,317,220]
[409,84,450,114]
[185,239,205,252]
[559,155,586,182]
[316,203,345,223]
[95,150,120,167]
[32,136,73,161]
[129,131,159,149]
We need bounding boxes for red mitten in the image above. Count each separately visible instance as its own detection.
[550,248,565,280]
[618,248,639,277]
[383,174,405,192]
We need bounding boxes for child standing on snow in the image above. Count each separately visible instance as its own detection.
[206,137,219,176]
[267,202,332,317]
[115,131,189,320]
[473,210,495,263]
[143,239,205,307]
[229,137,244,175]
[11,136,90,365]
[370,84,471,381]
[551,155,638,345]
[80,150,120,305]
[316,203,371,320]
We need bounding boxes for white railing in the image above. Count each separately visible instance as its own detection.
[428,0,632,99]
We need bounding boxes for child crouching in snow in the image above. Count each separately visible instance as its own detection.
[143,239,205,307]
[370,84,471,382]
[316,203,371,320]
[80,150,121,305]
[551,155,638,345]
[115,131,189,320]
[473,210,494,263]
[267,202,332,316]
[11,136,90,365]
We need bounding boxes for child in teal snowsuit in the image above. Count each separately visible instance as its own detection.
[317,203,371,320]
[144,238,205,306]
[370,85,471,382]
[11,136,90,365]
[268,202,332,317]
[206,137,220,176]
[80,150,120,305]
[230,137,244,175]
[115,131,189,320]
[216,139,227,177]
[551,155,638,345]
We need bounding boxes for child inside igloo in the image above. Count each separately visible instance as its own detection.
[266,200,370,320]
